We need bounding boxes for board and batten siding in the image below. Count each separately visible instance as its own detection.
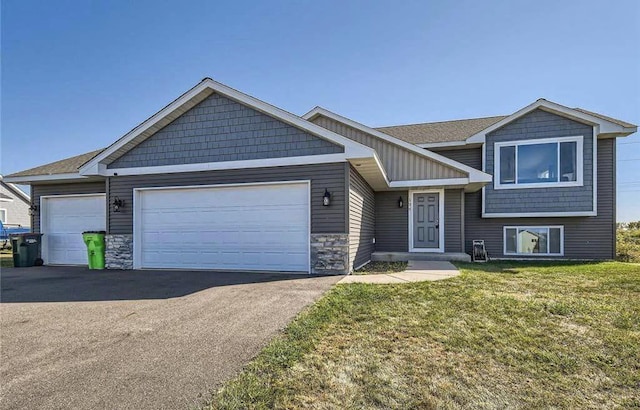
[484,109,594,214]
[348,166,375,270]
[31,182,106,233]
[108,163,347,235]
[108,92,343,169]
[311,116,465,182]
[435,139,615,259]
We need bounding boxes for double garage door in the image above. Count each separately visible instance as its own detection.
[136,182,310,272]
[41,183,310,272]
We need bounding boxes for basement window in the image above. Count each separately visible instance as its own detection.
[504,226,564,256]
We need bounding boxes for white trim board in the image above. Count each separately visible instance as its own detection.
[0,208,7,223]
[483,211,596,218]
[80,78,376,176]
[302,107,492,184]
[105,153,351,177]
[408,189,445,253]
[3,173,91,184]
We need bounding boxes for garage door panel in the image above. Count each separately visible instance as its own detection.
[42,195,106,265]
[138,183,309,272]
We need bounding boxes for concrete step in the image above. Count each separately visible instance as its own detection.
[372,252,471,262]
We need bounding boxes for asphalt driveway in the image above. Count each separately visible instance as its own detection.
[0,266,340,409]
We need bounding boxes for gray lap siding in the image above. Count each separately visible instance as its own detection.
[348,166,375,270]
[108,163,347,235]
[31,182,107,233]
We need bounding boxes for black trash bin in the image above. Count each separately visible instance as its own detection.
[10,233,43,267]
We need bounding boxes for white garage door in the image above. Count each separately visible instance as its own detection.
[41,194,106,265]
[136,182,310,272]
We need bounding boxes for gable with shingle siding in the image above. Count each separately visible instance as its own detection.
[107,93,343,169]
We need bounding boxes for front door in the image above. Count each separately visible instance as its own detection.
[413,192,439,249]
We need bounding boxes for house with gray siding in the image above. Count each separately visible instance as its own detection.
[0,175,31,228]
[5,78,636,273]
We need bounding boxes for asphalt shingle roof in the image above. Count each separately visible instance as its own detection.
[6,149,104,178]
[375,115,508,144]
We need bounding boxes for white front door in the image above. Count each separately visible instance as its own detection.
[135,182,310,272]
[41,194,106,265]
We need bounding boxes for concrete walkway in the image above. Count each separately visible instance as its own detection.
[339,260,460,284]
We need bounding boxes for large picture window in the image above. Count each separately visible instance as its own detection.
[495,136,583,189]
[504,226,564,256]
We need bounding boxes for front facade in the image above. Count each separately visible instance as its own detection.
[6,79,636,273]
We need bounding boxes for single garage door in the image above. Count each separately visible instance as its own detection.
[136,182,310,272]
[41,194,106,265]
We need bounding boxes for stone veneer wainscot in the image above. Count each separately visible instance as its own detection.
[310,233,349,275]
[105,234,133,270]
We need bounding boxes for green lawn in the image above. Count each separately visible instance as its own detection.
[0,251,13,268]
[205,261,640,409]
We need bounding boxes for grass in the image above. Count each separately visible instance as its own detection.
[205,261,640,409]
[354,261,408,275]
[617,226,640,263]
[0,250,13,268]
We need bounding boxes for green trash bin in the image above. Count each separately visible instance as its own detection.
[10,233,43,267]
[82,231,106,270]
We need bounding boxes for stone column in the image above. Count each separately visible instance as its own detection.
[105,234,133,270]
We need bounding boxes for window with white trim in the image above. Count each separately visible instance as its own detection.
[0,209,6,223]
[495,136,583,189]
[504,226,564,256]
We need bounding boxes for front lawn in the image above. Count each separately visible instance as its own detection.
[354,261,407,275]
[0,250,13,268]
[206,261,640,409]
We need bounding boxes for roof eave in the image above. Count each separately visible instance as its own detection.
[3,173,98,184]
[466,99,636,143]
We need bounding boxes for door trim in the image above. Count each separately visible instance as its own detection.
[132,180,312,272]
[408,189,445,253]
[40,193,107,265]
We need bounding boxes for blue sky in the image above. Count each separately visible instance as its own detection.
[2,0,639,220]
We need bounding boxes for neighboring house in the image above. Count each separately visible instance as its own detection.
[0,175,31,227]
[5,78,636,273]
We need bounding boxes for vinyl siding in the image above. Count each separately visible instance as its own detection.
[484,109,594,214]
[463,139,615,259]
[348,166,375,270]
[311,116,466,181]
[108,93,343,169]
[432,147,482,170]
[0,184,30,227]
[31,182,107,233]
[108,163,347,234]
[444,189,464,252]
[375,191,409,252]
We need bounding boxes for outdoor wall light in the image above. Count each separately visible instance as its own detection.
[322,189,331,207]
[29,204,38,216]
[112,197,125,213]
[398,196,404,208]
